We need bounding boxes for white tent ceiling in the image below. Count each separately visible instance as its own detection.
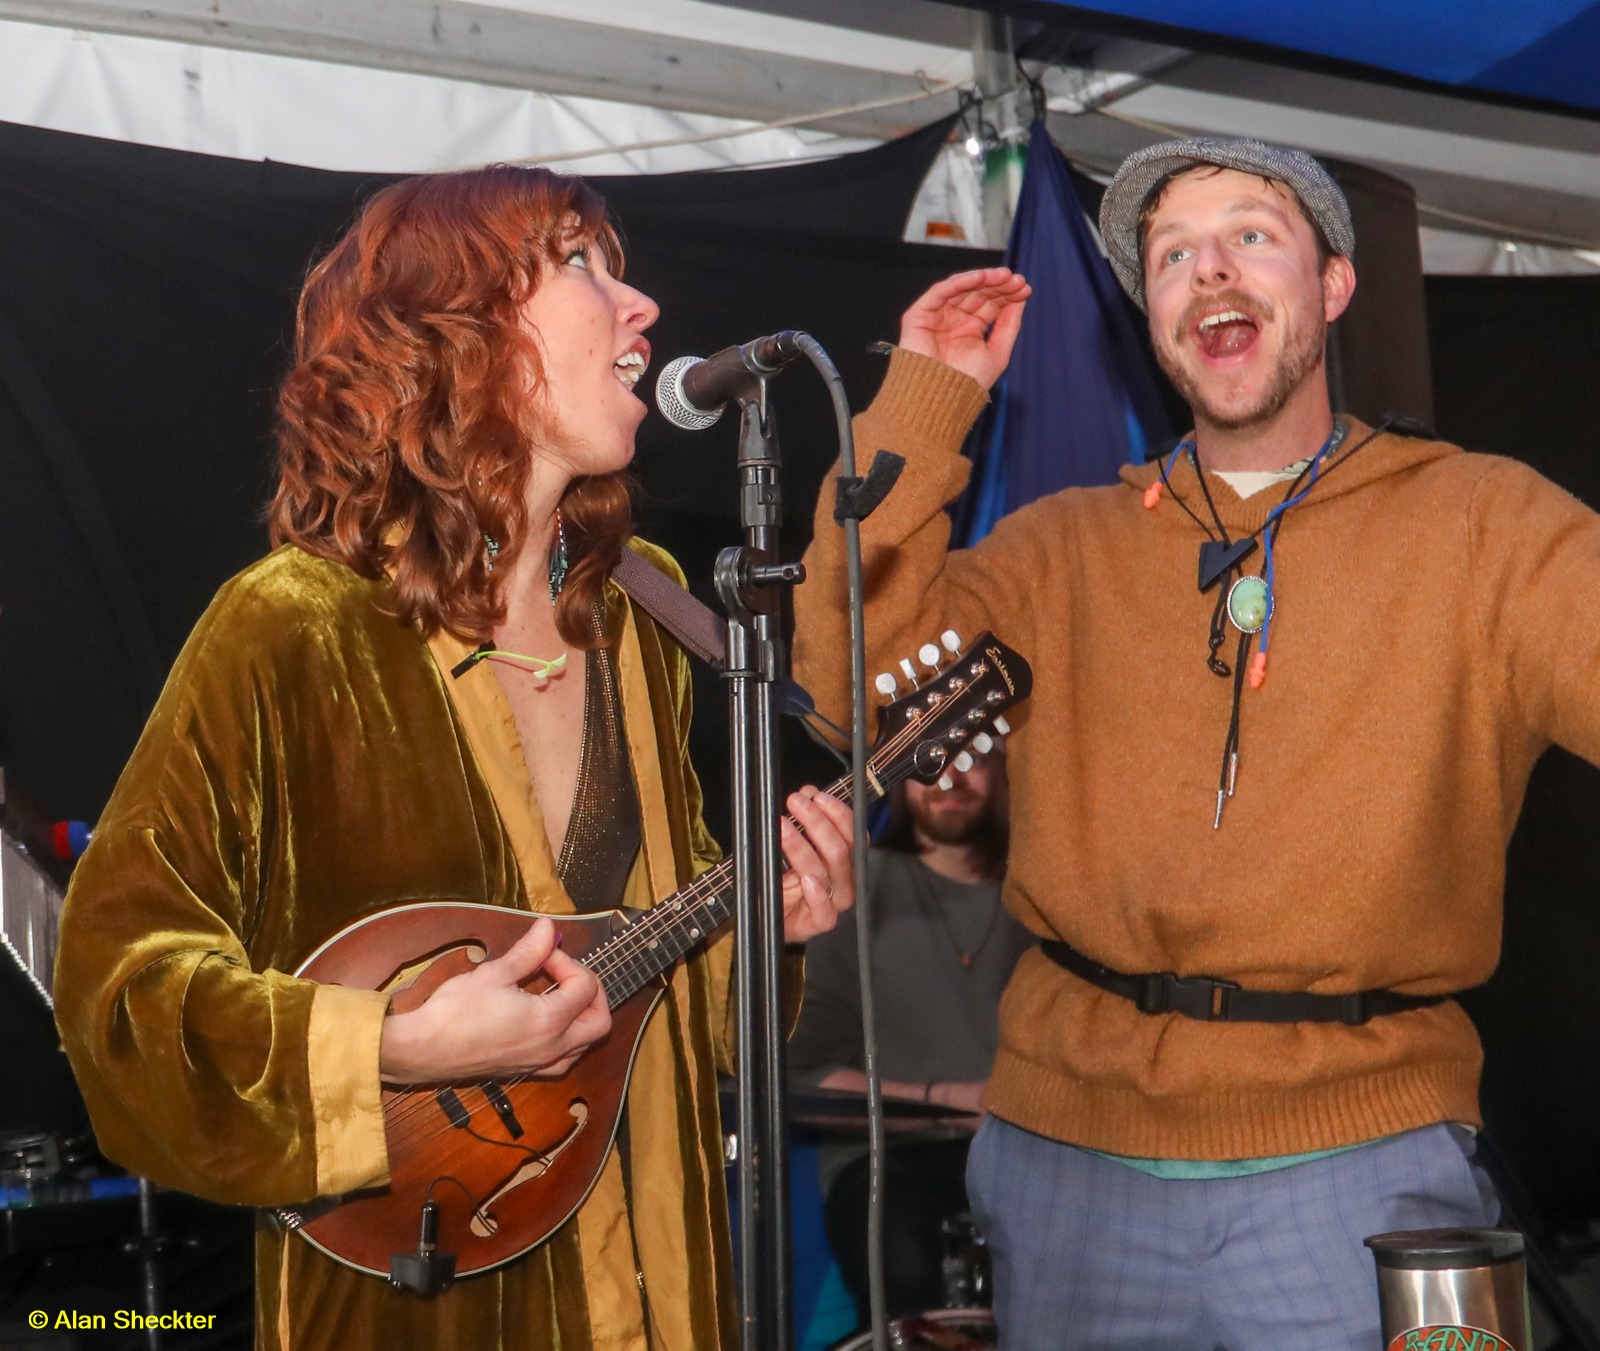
[0,0,1596,272]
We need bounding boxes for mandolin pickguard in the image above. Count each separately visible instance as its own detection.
[284,903,664,1278]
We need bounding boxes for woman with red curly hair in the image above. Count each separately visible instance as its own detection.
[53,165,854,1351]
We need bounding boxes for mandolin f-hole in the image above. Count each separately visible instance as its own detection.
[379,941,489,1011]
[470,1100,589,1238]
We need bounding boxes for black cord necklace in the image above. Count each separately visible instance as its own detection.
[1147,418,1397,826]
[911,857,1003,972]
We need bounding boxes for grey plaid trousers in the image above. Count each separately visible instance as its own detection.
[967,1115,1500,1350]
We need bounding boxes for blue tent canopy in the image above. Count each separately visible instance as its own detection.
[1031,1,1600,114]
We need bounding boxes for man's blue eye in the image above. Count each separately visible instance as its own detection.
[1241,230,1264,244]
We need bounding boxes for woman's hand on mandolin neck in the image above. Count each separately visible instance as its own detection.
[780,787,856,944]
[378,917,612,1084]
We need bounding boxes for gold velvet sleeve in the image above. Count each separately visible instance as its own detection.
[52,557,401,1208]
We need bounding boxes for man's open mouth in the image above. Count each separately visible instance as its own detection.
[1194,307,1260,360]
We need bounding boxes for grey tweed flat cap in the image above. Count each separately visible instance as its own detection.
[1098,137,1355,311]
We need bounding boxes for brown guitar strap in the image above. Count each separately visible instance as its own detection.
[612,547,727,669]
[612,545,827,733]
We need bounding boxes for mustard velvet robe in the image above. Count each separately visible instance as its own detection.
[53,541,740,1351]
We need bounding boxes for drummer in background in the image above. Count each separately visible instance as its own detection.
[788,746,1032,1328]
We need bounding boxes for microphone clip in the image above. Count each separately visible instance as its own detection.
[834,450,906,525]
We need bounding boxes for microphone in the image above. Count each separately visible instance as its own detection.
[655,332,804,430]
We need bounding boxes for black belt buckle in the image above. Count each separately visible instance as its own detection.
[1340,992,1371,1026]
[1137,971,1241,1021]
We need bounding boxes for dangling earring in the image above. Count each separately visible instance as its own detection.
[484,534,500,573]
[547,509,569,605]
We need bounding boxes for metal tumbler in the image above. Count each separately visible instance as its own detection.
[1365,1228,1531,1351]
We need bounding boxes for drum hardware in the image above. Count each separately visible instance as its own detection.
[833,1307,996,1351]
[0,1129,63,1185]
[122,1178,170,1351]
[938,1214,989,1310]
[0,1130,112,1208]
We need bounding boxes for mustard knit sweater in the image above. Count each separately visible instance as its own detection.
[793,349,1600,1161]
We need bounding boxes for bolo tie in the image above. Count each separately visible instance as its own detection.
[1145,421,1361,828]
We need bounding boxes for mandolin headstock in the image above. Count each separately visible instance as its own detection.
[869,630,1032,789]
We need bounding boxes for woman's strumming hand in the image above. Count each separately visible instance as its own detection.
[379,917,612,1084]
[897,266,1031,391]
[780,787,856,944]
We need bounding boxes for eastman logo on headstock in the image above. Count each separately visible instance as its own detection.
[984,644,1016,694]
[1388,1327,1513,1351]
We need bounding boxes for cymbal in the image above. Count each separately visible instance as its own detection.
[716,1081,977,1133]
[789,1088,974,1121]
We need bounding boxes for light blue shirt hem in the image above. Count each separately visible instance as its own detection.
[1078,1138,1381,1180]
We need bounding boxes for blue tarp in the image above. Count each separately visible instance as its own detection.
[1031,1,1600,113]
[952,123,1172,546]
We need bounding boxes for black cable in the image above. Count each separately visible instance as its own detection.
[1190,446,1233,547]
[1155,446,1219,540]
[800,713,853,770]
[795,332,889,1351]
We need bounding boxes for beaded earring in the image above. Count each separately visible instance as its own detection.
[547,510,569,605]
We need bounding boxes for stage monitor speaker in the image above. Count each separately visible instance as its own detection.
[1320,157,1435,432]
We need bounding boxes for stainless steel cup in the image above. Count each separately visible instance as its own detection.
[1365,1229,1530,1350]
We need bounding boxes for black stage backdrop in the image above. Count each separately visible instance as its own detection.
[1428,275,1600,1240]
[0,112,963,839]
[0,115,969,1344]
[2,116,1600,1310]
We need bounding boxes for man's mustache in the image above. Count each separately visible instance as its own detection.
[1172,288,1274,345]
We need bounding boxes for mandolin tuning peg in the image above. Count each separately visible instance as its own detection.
[972,732,993,754]
[874,672,897,697]
[993,716,1011,736]
[918,643,941,669]
[899,657,917,684]
[953,751,974,773]
[941,630,961,653]
[937,773,954,791]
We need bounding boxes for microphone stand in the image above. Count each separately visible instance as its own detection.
[713,358,806,1351]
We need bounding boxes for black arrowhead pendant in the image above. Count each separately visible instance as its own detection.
[1198,537,1257,592]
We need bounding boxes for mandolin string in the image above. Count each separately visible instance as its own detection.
[377,699,970,1155]
[376,866,745,1149]
[378,670,1000,1152]
[382,793,928,1155]
[380,718,930,1153]
[576,707,927,996]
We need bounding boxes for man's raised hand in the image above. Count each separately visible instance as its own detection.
[898,267,1031,391]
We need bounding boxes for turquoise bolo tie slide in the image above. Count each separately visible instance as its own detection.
[1227,575,1271,633]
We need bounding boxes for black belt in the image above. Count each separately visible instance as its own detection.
[1039,939,1449,1026]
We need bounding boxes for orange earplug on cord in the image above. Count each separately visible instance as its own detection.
[1143,481,1164,509]
[1248,652,1268,689]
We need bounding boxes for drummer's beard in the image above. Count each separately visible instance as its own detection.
[910,788,990,845]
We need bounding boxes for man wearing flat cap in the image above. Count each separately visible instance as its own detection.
[794,136,1596,1347]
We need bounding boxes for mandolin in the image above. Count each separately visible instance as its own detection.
[277,630,1031,1279]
